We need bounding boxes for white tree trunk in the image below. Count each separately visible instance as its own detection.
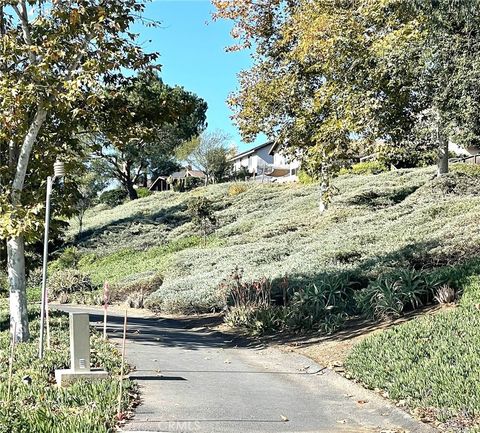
[8,106,47,342]
[7,236,29,342]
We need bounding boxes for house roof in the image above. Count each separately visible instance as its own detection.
[170,169,206,179]
[149,176,168,191]
[230,141,273,161]
[268,141,281,156]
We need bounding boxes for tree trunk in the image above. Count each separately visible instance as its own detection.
[8,106,47,342]
[437,131,449,176]
[7,236,29,342]
[125,181,138,200]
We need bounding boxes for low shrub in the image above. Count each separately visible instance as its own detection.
[354,268,434,319]
[297,169,317,184]
[221,269,351,334]
[350,161,388,175]
[48,269,96,300]
[0,310,135,432]
[99,188,127,207]
[55,246,82,269]
[228,182,248,196]
[345,306,480,427]
[285,275,351,332]
[136,187,152,198]
[451,162,480,177]
[110,273,163,308]
[26,268,43,289]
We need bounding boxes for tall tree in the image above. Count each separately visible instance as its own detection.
[0,0,157,341]
[214,0,480,195]
[178,130,232,184]
[92,71,207,200]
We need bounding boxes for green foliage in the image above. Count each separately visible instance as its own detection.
[136,187,152,199]
[48,269,96,300]
[99,189,127,208]
[297,170,317,184]
[346,305,480,427]
[222,268,350,334]
[349,161,388,176]
[78,236,203,286]
[187,196,217,243]
[0,271,7,297]
[451,163,480,177]
[0,310,135,432]
[93,71,207,200]
[55,246,82,270]
[180,130,232,184]
[354,268,435,319]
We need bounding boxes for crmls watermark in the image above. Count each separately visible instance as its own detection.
[167,421,201,432]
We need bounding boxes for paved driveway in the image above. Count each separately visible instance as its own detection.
[57,305,435,433]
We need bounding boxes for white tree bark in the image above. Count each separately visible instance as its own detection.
[8,106,47,342]
[7,236,29,342]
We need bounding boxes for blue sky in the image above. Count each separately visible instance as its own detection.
[135,0,266,152]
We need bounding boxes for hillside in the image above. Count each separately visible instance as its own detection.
[65,165,480,313]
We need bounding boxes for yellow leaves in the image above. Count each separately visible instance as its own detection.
[70,8,80,26]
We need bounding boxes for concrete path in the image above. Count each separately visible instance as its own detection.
[57,306,435,433]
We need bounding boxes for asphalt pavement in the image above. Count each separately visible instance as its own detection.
[56,305,436,433]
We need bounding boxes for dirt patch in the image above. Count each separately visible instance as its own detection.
[264,304,456,369]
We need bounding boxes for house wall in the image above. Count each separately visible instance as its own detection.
[232,145,274,174]
[232,144,300,181]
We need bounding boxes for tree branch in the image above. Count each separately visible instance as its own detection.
[12,1,37,65]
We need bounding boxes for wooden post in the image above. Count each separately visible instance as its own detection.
[117,310,128,415]
[7,323,16,407]
[103,282,110,339]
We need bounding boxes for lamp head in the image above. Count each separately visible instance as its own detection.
[53,160,65,179]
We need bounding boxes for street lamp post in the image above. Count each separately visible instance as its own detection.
[39,160,65,359]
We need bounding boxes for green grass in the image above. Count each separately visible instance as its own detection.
[77,235,205,285]
[345,262,480,430]
[0,307,134,433]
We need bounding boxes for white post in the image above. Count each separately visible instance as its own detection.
[39,176,53,359]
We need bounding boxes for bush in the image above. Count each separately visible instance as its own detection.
[285,275,351,331]
[187,196,216,244]
[350,161,388,175]
[110,273,163,308]
[136,187,152,198]
[228,182,248,196]
[55,246,82,269]
[354,268,434,319]
[48,269,96,300]
[297,169,317,184]
[221,269,350,334]
[99,188,127,207]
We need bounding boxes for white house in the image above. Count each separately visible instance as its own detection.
[230,141,300,182]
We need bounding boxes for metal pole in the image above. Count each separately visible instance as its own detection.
[39,176,53,359]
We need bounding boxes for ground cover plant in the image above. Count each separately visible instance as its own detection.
[61,165,480,323]
[0,305,135,433]
[345,260,480,431]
